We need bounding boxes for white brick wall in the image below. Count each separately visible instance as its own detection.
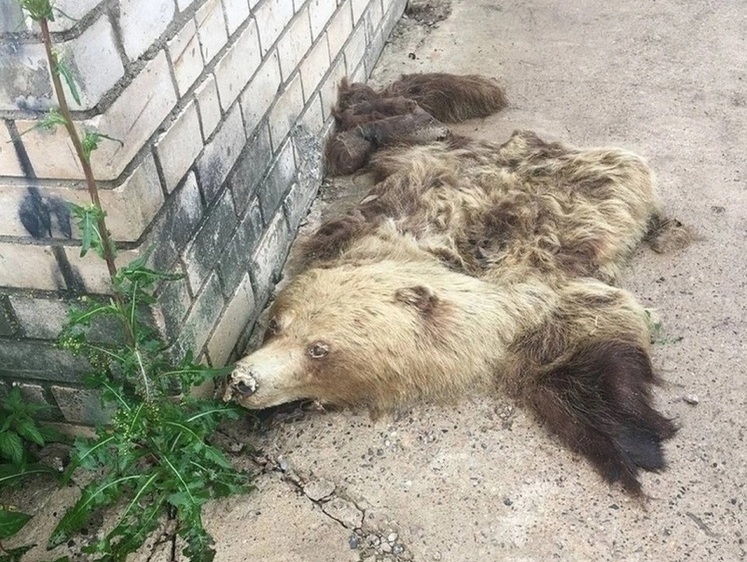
[255,0,295,55]
[118,0,175,61]
[207,273,255,365]
[326,1,354,61]
[309,0,338,39]
[222,0,251,36]
[239,50,282,137]
[277,10,312,81]
[214,20,262,111]
[268,73,305,150]
[0,243,61,291]
[195,74,222,139]
[156,100,204,193]
[196,0,229,64]
[300,35,331,97]
[168,19,205,97]
[87,51,178,180]
[63,16,125,110]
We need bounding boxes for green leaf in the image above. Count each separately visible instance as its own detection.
[49,475,141,548]
[0,509,32,540]
[14,419,45,447]
[0,543,36,562]
[0,431,24,464]
[20,0,54,21]
[0,463,57,486]
[55,56,80,105]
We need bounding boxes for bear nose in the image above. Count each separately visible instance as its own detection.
[233,380,255,396]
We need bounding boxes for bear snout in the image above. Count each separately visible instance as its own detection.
[223,367,259,402]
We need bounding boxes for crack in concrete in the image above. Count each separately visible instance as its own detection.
[251,451,413,561]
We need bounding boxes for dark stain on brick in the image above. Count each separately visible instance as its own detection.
[18,186,73,239]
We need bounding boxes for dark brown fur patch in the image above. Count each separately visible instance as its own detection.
[382,73,508,123]
[302,215,372,262]
[645,214,698,253]
[528,340,677,495]
[395,285,439,313]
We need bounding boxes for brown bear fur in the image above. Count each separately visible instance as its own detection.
[325,73,507,176]
[224,73,692,495]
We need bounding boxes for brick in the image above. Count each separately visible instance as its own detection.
[118,0,175,61]
[351,0,368,24]
[299,92,324,134]
[214,21,262,111]
[285,124,323,228]
[0,296,16,336]
[168,19,204,96]
[61,15,125,110]
[277,10,312,81]
[268,73,304,149]
[239,50,281,136]
[222,0,251,35]
[156,100,203,193]
[86,51,178,181]
[174,272,224,360]
[251,211,290,299]
[319,56,346,119]
[0,120,22,177]
[183,188,237,293]
[309,0,337,39]
[51,386,111,425]
[63,247,141,294]
[14,383,61,421]
[8,295,68,340]
[258,139,295,218]
[48,0,103,32]
[12,118,83,179]
[228,122,273,213]
[207,273,256,365]
[365,0,384,36]
[300,35,331,97]
[0,41,52,113]
[0,243,63,291]
[196,0,229,65]
[147,172,204,271]
[364,25,385,76]
[153,264,193,340]
[0,341,89,383]
[1,153,162,242]
[218,197,263,295]
[177,0,196,11]
[326,1,353,61]
[344,22,366,75]
[254,0,294,55]
[0,0,24,33]
[195,74,222,139]
[196,102,245,202]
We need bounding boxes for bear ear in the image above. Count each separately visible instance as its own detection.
[395,285,439,314]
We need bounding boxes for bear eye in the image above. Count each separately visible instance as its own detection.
[307,342,329,359]
[267,317,280,335]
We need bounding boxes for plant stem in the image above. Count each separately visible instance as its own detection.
[38,17,136,348]
[38,18,118,281]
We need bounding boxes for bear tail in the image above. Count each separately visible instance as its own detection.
[382,73,508,123]
[528,340,677,496]
[644,213,697,254]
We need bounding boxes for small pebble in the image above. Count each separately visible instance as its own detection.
[387,532,398,543]
[349,534,360,550]
[392,544,405,555]
[381,542,392,553]
[683,394,700,405]
[433,552,442,561]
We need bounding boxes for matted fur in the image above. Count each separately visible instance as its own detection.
[225,74,691,496]
[326,73,507,176]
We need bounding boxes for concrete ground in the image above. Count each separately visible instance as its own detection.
[8,1,745,560]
